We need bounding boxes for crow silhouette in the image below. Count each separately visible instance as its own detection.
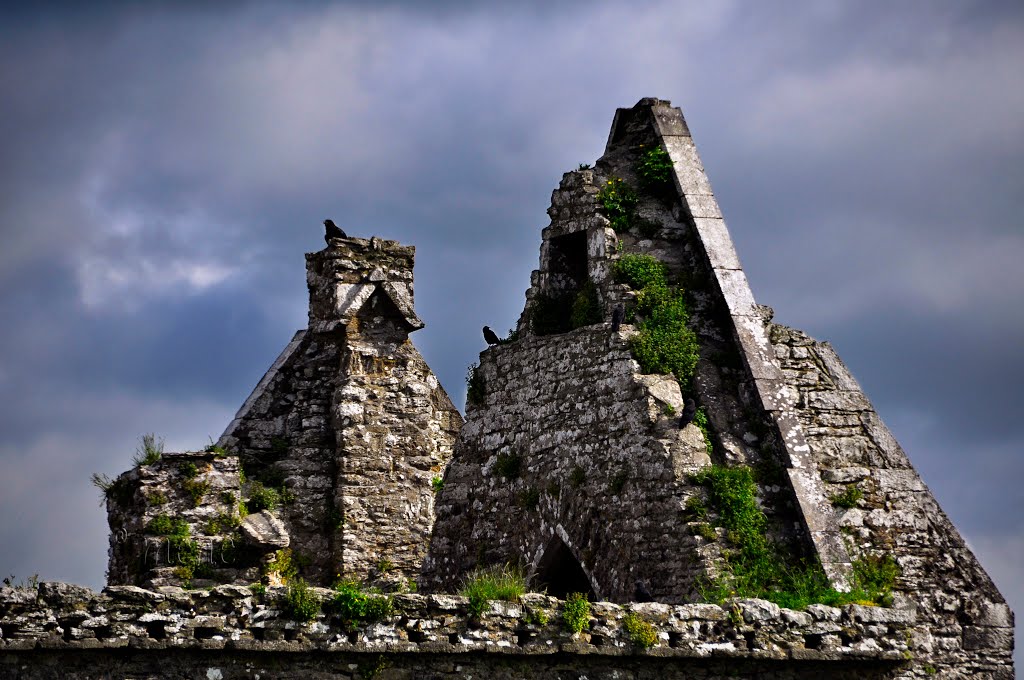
[482,326,501,346]
[610,304,624,332]
[679,398,697,428]
[323,219,347,243]
[634,580,653,603]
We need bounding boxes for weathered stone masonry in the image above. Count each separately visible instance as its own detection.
[424,98,841,602]
[219,237,462,587]
[768,323,1014,677]
[3,98,1012,678]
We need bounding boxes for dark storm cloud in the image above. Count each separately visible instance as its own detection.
[0,1,1021,659]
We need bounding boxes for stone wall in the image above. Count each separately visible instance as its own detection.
[423,326,715,602]
[86,98,1013,678]
[769,324,1015,678]
[105,451,258,589]
[423,97,1013,678]
[0,582,913,679]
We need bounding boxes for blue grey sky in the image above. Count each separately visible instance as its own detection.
[1,0,1021,660]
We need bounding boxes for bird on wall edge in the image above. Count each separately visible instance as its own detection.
[324,219,347,244]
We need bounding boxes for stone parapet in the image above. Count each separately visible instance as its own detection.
[0,583,914,667]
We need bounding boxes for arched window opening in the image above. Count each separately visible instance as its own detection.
[534,536,595,600]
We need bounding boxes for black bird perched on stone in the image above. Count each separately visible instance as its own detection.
[634,580,653,603]
[323,219,346,243]
[610,304,624,332]
[679,398,697,429]
[482,326,501,346]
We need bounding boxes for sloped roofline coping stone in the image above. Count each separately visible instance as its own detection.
[0,582,913,663]
[606,98,853,587]
[217,330,306,449]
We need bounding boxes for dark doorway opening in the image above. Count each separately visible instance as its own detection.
[534,536,596,600]
[531,230,598,336]
[547,231,588,293]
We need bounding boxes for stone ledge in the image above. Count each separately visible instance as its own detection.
[0,583,913,662]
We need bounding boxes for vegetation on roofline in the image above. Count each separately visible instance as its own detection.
[330,578,394,626]
[281,578,320,621]
[132,433,164,467]
[622,611,658,648]
[562,591,591,634]
[613,254,700,389]
[690,464,899,609]
[90,472,133,507]
[3,573,40,591]
[204,437,228,457]
[635,144,675,198]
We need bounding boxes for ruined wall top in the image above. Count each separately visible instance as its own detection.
[306,236,422,334]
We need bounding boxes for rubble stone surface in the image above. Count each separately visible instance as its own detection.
[0,582,915,679]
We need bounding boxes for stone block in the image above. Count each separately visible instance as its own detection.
[735,598,780,622]
[663,136,713,196]
[821,467,870,484]
[651,103,690,137]
[805,390,872,412]
[37,582,94,606]
[805,604,842,622]
[692,218,741,270]
[712,268,758,319]
[752,378,796,412]
[845,605,914,625]
[813,342,862,392]
[681,195,722,220]
[734,317,784,381]
[240,511,290,550]
[962,625,1014,651]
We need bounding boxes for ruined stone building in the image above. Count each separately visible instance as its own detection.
[0,99,1013,679]
[103,237,463,591]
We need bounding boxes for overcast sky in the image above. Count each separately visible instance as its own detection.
[1,0,1021,660]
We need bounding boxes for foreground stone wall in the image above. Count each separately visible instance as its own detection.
[0,582,912,679]
[769,324,1015,678]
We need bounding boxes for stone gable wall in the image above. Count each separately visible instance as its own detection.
[108,237,462,590]
[769,324,1014,678]
[423,326,714,601]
